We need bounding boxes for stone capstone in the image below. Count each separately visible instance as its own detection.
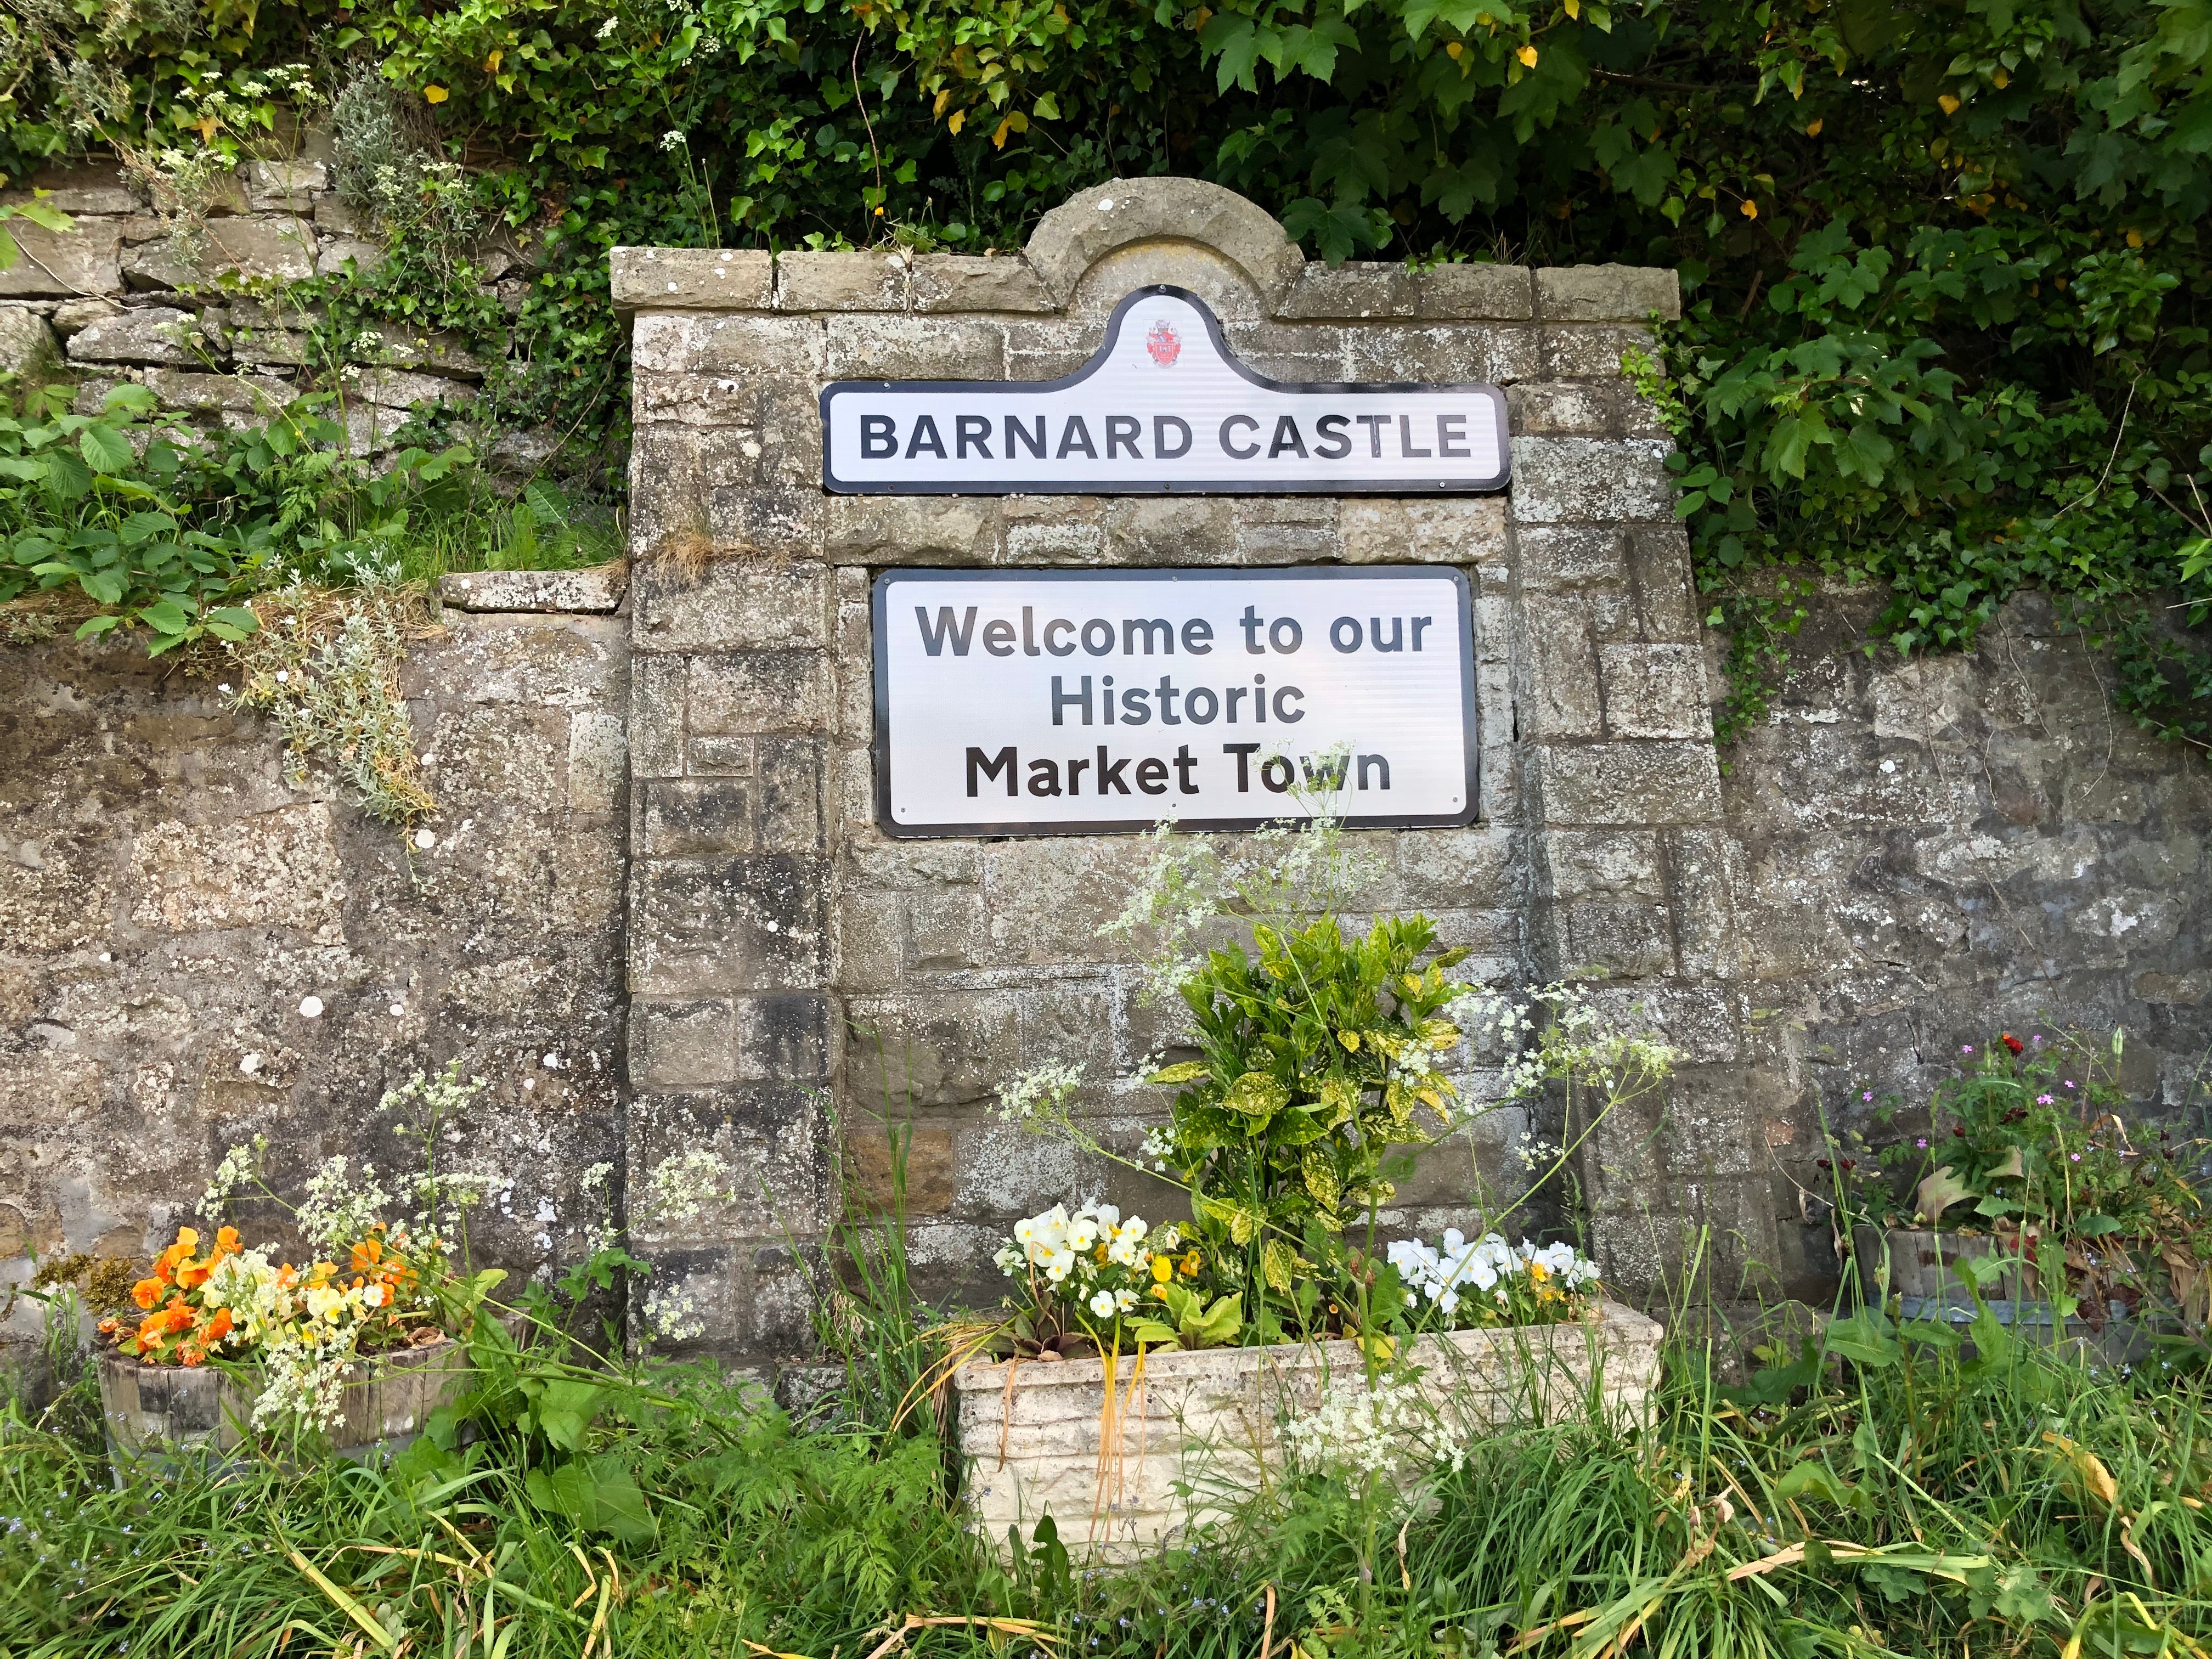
[65,306,208,367]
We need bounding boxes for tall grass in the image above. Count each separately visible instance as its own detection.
[9,1234,2212,1659]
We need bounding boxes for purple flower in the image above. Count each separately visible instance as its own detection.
[2031,1034,2044,1046]
[2064,1080,2075,1089]
[1962,1045,1974,1054]
[1862,1091,1874,1102]
[2070,1153,2081,1163]
[2037,1094,2054,1105]
[1915,1137,1929,1149]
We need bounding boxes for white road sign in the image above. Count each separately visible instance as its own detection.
[823,286,1509,496]
[872,567,1476,837]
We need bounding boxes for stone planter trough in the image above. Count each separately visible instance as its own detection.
[955,1300,1664,1561]
[98,1336,473,1471]
[1850,1225,2160,1362]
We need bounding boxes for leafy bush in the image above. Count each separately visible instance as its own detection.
[0,386,264,652]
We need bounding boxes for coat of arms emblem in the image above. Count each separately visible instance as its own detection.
[1144,321,1182,366]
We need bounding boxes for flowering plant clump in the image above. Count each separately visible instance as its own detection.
[1385,1232,1602,1329]
[1831,1027,2211,1326]
[992,1199,1238,1356]
[98,1062,507,1431]
[1281,1376,1463,1481]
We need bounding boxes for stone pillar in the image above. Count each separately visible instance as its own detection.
[615,179,1764,1363]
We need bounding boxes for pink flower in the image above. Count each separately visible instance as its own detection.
[2037,1094,2054,1105]
[1915,1137,1928,1149]
[2070,1153,2081,1163]
[1962,1045,1974,1054]
[2064,1080,2074,1089]
[1862,1091,1874,1102]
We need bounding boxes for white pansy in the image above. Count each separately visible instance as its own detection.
[1088,1290,1117,1318]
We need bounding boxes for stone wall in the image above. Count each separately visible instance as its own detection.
[0,594,629,1357]
[5,175,2205,1374]
[1724,591,2212,1299]
[0,154,551,473]
[612,177,1760,1344]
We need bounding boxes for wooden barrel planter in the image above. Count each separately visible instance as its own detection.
[98,1335,473,1471]
[1849,1226,2156,1363]
[954,1300,1664,1562]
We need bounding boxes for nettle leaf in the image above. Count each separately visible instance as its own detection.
[78,424,134,476]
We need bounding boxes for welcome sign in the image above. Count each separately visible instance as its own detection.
[872,567,1476,836]
[822,286,1510,495]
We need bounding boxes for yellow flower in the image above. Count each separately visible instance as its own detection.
[1180,1250,1203,1278]
[425,85,449,104]
[1516,44,1537,67]
[1151,1255,1173,1284]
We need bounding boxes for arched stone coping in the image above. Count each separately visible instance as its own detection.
[609,177,1677,325]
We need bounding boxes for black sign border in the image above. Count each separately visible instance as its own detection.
[872,566,1480,839]
[823,285,1511,496]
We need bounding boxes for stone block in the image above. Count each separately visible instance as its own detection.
[845,1124,958,1214]
[906,889,990,971]
[1339,497,1506,565]
[824,315,1008,380]
[631,997,739,1089]
[127,803,346,933]
[822,495,998,565]
[0,306,56,372]
[1222,319,1347,381]
[1534,265,1680,322]
[1516,525,1628,590]
[689,733,753,775]
[631,311,823,375]
[844,990,1021,1109]
[629,855,828,994]
[687,651,836,736]
[909,255,1057,313]
[1417,263,1536,320]
[568,710,627,817]
[1392,826,1523,907]
[1517,595,1604,738]
[374,330,486,380]
[438,565,628,614]
[633,557,831,651]
[351,367,477,409]
[737,992,831,1083]
[1276,262,1418,319]
[631,654,687,778]
[65,305,205,367]
[1101,496,1235,564]
[3,162,141,216]
[138,369,295,413]
[0,218,123,297]
[1600,644,1709,739]
[1508,379,1635,435]
[611,247,776,309]
[1025,177,1305,308]
[1541,830,1664,900]
[247,158,327,208]
[1562,901,1677,977]
[1542,324,1656,380]
[1510,438,1674,526]
[644,777,754,856]
[1534,742,1725,827]
[1627,525,1701,639]
[757,735,825,853]
[123,218,317,289]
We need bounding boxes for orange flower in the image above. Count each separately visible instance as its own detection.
[175,1227,199,1253]
[179,1347,205,1367]
[276,1265,298,1289]
[97,1317,119,1337]
[205,1308,234,1342]
[351,1237,382,1271]
[132,1277,163,1310]
[216,1226,240,1252]
[176,1261,211,1290]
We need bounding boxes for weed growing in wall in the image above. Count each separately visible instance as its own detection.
[225,590,437,828]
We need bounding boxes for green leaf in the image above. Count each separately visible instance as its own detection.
[78,424,134,476]
[1148,1060,1209,1086]
[1772,1460,1855,1507]
[1220,1070,1291,1121]
[138,599,193,635]
[1914,1165,1973,1225]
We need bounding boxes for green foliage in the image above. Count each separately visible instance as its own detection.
[0,386,266,652]
[1147,916,1469,1319]
[4,0,2207,733]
